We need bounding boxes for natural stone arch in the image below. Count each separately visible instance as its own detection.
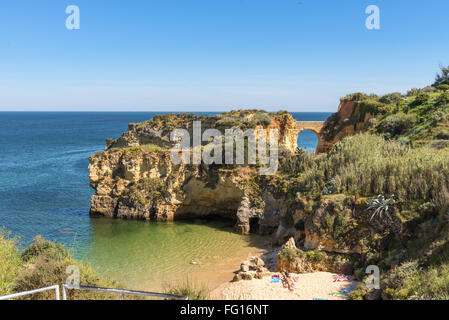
[295,121,325,154]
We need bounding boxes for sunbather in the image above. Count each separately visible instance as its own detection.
[281,270,294,291]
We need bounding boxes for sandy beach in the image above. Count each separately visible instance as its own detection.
[211,272,358,300]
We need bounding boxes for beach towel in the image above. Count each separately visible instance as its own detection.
[333,275,350,282]
[339,287,352,294]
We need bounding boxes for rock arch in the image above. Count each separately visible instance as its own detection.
[296,121,325,153]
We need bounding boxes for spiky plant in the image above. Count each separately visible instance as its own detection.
[323,178,336,195]
[365,195,395,221]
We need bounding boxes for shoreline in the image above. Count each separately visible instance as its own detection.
[137,238,272,293]
[208,245,359,300]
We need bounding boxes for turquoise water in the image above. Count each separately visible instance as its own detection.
[0,111,330,288]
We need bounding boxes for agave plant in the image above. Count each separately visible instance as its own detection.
[322,178,336,195]
[365,195,395,221]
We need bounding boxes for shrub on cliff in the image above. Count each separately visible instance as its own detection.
[341,92,378,102]
[0,234,116,300]
[434,65,449,87]
[21,235,69,263]
[357,100,384,122]
[383,252,449,300]
[289,134,449,208]
[376,113,416,137]
[379,92,403,105]
[413,93,431,106]
[436,91,449,111]
[0,230,21,296]
[277,247,332,273]
[279,247,302,262]
[215,110,273,129]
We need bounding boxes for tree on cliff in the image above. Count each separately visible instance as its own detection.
[433,65,449,87]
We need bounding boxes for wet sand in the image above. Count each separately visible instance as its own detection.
[158,246,269,292]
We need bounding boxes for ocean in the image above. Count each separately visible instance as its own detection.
[0,111,331,289]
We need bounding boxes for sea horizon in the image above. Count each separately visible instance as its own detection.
[0,110,334,113]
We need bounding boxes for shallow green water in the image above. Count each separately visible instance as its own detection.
[82,218,267,290]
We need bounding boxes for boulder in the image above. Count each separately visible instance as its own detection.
[254,272,270,279]
[232,273,242,282]
[240,272,254,280]
[249,256,265,267]
[364,289,382,300]
[240,262,250,272]
[255,266,269,273]
[283,237,297,250]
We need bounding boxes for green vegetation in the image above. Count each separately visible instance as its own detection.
[289,66,449,300]
[433,65,449,87]
[0,232,116,299]
[164,278,209,300]
[215,110,273,129]
[376,113,416,137]
[279,247,303,262]
[265,67,448,300]
[140,143,163,153]
[282,133,449,206]
[86,66,449,300]
[379,92,403,105]
[334,68,449,146]
[122,177,168,207]
[0,230,21,296]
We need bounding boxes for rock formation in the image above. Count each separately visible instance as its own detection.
[232,256,271,281]
[89,107,372,243]
[89,111,300,234]
[317,99,378,153]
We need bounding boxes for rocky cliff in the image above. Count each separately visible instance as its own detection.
[89,107,374,237]
[317,99,377,153]
[89,110,300,234]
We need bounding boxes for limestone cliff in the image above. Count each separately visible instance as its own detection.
[317,99,377,153]
[89,111,299,234]
[88,108,373,242]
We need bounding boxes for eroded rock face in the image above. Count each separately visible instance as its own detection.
[89,111,299,234]
[317,100,375,153]
[275,237,355,274]
[89,148,260,233]
[89,108,378,256]
[303,196,363,255]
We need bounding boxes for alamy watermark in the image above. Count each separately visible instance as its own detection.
[365,265,380,289]
[170,121,279,175]
[366,5,380,30]
[66,5,80,30]
[65,265,80,288]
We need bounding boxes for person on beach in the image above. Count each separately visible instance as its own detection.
[281,270,294,291]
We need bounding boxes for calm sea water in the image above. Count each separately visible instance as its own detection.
[0,111,330,288]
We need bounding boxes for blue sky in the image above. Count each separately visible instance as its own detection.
[0,0,448,111]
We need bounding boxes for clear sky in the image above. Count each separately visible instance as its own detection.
[0,0,448,112]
